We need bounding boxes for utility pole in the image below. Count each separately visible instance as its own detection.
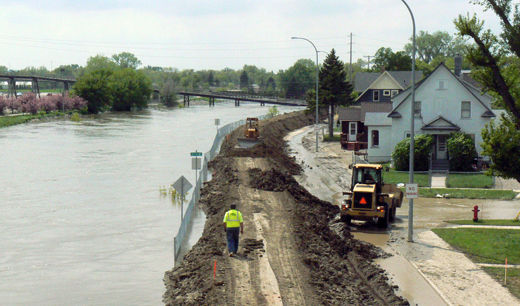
[349,33,353,83]
[364,55,372,70]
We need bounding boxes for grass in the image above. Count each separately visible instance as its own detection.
[432,228,520,264]
[434,227,520,299]
[0,114,36,127]
[447,219,520,226]
[323,135,340,142]
[482,267,520,299]
[418,188,517,200]
[383,170,430,187]
[0,112,66,128]
[447,173,494,188]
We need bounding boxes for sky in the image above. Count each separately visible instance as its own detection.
[0,0,504,72]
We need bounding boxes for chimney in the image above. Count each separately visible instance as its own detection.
[454,54,462,77]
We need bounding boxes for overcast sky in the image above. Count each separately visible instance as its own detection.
[0,0,503,72]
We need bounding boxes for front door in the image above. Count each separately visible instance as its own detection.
[436,135,447,160]
[349,122,357,141]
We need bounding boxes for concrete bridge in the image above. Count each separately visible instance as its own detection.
[0,74,76,98]
[178,91,307,107]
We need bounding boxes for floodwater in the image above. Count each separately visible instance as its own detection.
[0,102,301,305]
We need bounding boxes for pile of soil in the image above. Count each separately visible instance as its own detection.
[163,111,407,305]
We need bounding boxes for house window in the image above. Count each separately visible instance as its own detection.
[438,80,446,90]
[373,90,379,101]
[391,90,399,97]
[414,101,421,117]
[461,101,471,118]
[405,132,411,138]
[372,130,379,147]
[383,90,390,96]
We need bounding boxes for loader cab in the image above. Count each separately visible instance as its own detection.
[351,164,382,193]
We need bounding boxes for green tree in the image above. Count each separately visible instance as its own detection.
[111,52,142,69]
[239,70,249,90]
[392,134,433,171]
[319,49,354,137]
[455,0,520,182]
[207,71,215,86]
[160,77,177,107]
[73,69,113,114]
[278,59,315,99]
[404,31,468,64]
[373,47,412,71]
[447,132,478,171]
[82,55,117,75]
[109,68,152,111]
[481,114,520,181]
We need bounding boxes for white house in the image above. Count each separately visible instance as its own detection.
[364,63,496,169]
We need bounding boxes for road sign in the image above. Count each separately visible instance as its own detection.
[172,176,192,195]
[406,183,418,199]
[190,151,202,157]
[192,157,201,170]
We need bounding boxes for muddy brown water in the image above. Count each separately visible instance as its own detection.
[0,103,301,305]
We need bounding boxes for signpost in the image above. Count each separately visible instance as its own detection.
[172,175,192,221]
[191,151,202,188]
[405,183,418,199]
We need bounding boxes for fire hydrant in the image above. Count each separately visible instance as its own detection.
[473,205,480,222]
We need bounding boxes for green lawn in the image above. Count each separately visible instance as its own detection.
[383,170,430,187]
[447,219,520,226]
[418,188,517,200]
[447,173,494,188]
[432,228,520,264]
[323,135,340,142]
[482,267,520,299]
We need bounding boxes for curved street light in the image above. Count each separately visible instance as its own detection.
[401,0,416,243]
[291,36,319,152]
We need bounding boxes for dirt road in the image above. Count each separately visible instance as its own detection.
[163,112,407,305]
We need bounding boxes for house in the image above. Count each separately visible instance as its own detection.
[354,70,424,103]
[338,102,393,150]
[340,61,497,170]
[364,62,496,169]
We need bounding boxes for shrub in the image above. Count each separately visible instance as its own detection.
[0,96,6,115]
[392,134,433,171]
[447,132,478,171]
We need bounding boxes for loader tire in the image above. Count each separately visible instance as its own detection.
[377,205,390,228]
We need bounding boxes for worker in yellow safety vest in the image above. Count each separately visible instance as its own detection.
[223,204,244,256]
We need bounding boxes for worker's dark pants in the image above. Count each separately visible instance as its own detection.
[226,227,240,253]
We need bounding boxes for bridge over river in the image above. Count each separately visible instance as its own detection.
[178,91,307,107]
[0,74,76,98]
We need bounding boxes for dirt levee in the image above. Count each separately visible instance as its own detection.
[163,111,407,305]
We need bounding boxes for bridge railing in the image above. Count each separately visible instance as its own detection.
[173,114,268,263]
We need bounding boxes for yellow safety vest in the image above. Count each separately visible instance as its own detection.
[223,209,243,228]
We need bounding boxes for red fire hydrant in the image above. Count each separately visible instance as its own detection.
[473,205,480,222]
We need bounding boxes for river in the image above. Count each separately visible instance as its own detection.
[0,102,302,305]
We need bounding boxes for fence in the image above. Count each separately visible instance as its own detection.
[173,115,268,262]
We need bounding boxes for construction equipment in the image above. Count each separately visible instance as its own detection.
[237,117,261,148]
[341,164,403,228]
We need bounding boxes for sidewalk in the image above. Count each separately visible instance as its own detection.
[430,173,447,188]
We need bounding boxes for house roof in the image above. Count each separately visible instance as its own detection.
[388,63,495,118]
[338,102,392,122]
[338,106,362,121]
[365,112,392,126]
[421,115,461,131]
[354,71,424,92]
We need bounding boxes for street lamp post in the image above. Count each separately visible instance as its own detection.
[401,0,416,243]
[292,36,319,152]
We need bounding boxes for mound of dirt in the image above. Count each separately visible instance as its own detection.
[163,111,407,305]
